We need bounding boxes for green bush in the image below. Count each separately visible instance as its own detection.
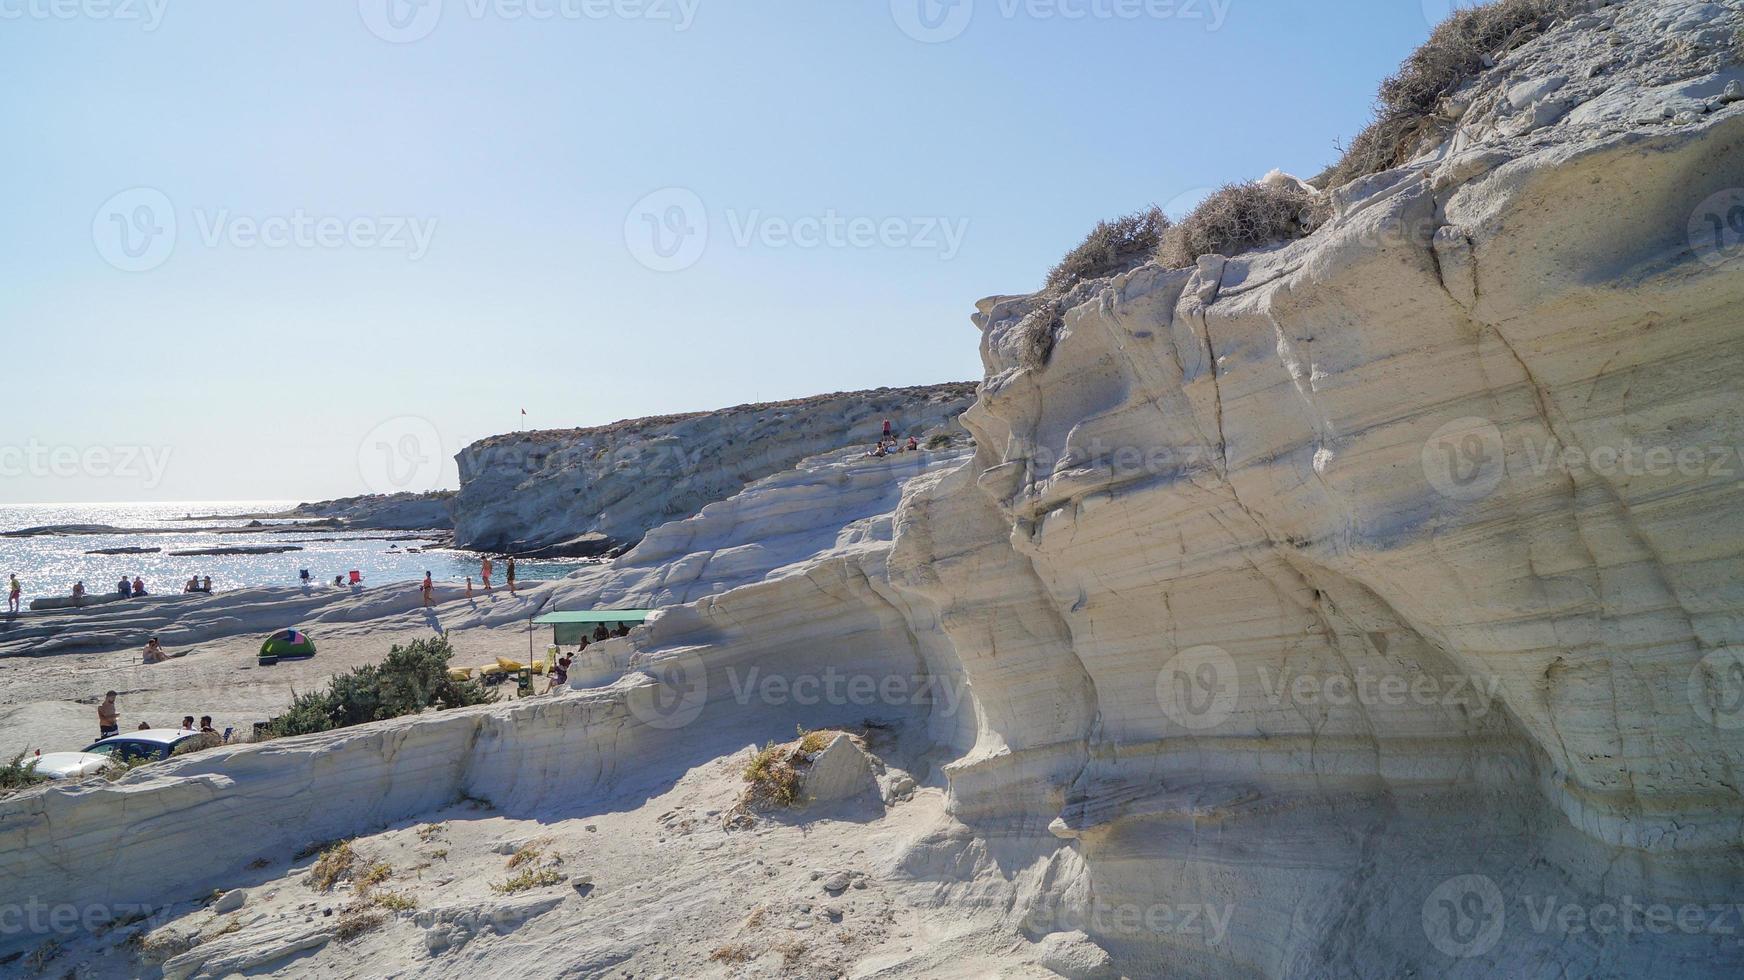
[268,637,496,738]
[1329,0,1571,184]
[1,752,45,795]
[1156,181,1329,269]
[1045,207,1170,291]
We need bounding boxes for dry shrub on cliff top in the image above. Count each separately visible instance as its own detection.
[1329,0,1573,184]
[1156,181,1330,269]
[1045,206,1170,290]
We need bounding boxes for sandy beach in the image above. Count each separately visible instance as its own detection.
[0,583,555,760]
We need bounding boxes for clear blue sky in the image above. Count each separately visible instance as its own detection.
[0,0,1461,504]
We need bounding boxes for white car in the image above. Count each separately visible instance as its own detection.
[32,729,209,780]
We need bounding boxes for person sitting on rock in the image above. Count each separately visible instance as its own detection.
[72,581,86,605]
[546,654,571,694]
[592,623,611,643]
[185,575,201,593]
[906,435,919,452]
[612,622,630,637]
[142,637,168,664]
[132,576,147,596]
[202,576,212,593]
[117,576,132,598]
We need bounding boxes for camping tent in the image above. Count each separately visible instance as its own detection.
[259,628,316,665]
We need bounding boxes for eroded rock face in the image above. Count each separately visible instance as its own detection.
[4,6,1741,977]
[450,384,977,555]
[890,4,1744,970]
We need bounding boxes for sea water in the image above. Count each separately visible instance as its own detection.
[0,501,581,600]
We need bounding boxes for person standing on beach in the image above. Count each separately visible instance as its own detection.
[421,572,434,608]
[506,557,516,595]
[7,574,20,614]
[72,581,85,606]
[882,418,893,441]
[97,692,119,739]
[481,557,494,592]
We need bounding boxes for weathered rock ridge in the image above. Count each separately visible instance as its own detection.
[450,383,976,555]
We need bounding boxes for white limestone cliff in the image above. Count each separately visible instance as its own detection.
[450,383,977,555]
[4,3,1744,975]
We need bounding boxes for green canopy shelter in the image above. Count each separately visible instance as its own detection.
[532,609,657,647]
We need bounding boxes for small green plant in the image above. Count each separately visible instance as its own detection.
[491,868,564,894]
[308,841,356,892]
[924,433,952,450]
[101,757,157,782]
[356,861,392,894]
[369,891,417,912]
[796,728,833,755]
[742,741,802,808]
[505,839,549,869]
[0,752,46,795]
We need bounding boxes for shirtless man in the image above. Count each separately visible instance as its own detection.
[97,692,119,739]
[142,637,168,664]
